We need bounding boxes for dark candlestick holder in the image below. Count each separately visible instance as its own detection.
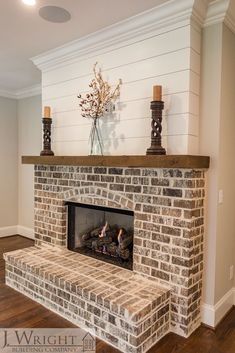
[146,100,166,155]
[40,118,54,156]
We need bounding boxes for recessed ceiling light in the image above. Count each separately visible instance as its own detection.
[39,6,71,23]
[22,0,36,6]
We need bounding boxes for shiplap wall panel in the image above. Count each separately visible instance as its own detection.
[53,134,198,156]
[45,71,194,113]
[53,113,197,143]
[191,50,200,75]
[53,137,152,156]
[41,23,201,155]
[42,26,192,87]
[191,27,201,55]
[52,109,197,134]
[49,91,193,123]
[43,48,195,100]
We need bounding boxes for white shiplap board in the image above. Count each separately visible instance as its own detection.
[41,24,200,155]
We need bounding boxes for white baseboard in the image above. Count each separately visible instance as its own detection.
[17,225,35,240]
[0,225,34,240]
[202,287,235,327]
[0,226,18,238]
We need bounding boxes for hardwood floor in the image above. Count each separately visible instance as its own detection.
[0,235,235,353]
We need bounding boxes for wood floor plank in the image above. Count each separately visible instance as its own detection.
[0,235,234,353]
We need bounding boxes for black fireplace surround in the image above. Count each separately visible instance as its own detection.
[66,202,134,270]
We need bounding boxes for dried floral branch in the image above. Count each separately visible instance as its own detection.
[77,62,122,119]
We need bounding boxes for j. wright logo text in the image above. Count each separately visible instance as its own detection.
[0,328,96,353]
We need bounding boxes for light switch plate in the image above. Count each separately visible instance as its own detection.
[218,190,223,204]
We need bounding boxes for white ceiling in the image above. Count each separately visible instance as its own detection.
[0,0,169,93]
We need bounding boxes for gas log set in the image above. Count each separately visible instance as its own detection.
[81,221,133,261]
[66,202,134,269]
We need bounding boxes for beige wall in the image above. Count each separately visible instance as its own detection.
[200,23,223,306]
[200,23,235,310]
[0,97,18,229]
[215,25,235,301]
[18,95,41,231]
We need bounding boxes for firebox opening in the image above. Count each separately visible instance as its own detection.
[66,202,134,270]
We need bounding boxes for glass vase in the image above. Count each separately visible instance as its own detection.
[89,117,103,155]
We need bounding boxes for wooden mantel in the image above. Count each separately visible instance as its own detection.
[22,155,210,169]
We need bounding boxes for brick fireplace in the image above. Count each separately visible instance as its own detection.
[4,157,208,353]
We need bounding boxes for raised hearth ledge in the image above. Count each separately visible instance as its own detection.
[22,155,210,169]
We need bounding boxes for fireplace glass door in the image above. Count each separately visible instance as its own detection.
[66,202,134,270]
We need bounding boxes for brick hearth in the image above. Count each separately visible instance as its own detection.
[4,246,170,353]
[5,164,206,352]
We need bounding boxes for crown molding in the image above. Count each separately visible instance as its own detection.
[204,0,230,26]
[225,11,235,33]
[0,89,17,99]
[225,1,235,33]
[0,84,41,100]
[192,0,210,28]
[32,0,207,72]
[204,0,235,34]
[15,84,41,99]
